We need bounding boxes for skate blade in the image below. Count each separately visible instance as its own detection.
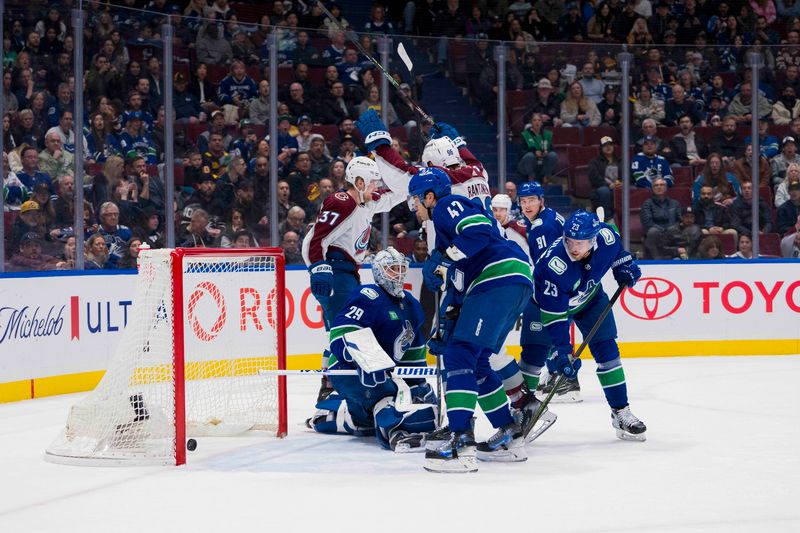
[524,411,558,444]
[615,429,646,442]
[550,391,582,403]
[476,445,527,463]
[423,455,478,473]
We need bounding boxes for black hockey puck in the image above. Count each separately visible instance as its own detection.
[187,438,197,451]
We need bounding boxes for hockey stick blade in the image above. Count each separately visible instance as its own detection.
[397,43,413,72]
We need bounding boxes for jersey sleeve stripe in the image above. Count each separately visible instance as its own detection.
[328,324,361,343]
[540,309,568,325]
[455,214,493,234]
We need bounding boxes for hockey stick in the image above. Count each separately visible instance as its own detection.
[433,290,444,427]
[314,1,434,125]
[528,284,626,427]
[259,367,440,377]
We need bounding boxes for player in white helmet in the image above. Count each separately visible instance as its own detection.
[491,193,529,255]
[303,154,409,403]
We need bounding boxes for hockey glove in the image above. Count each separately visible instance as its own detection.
[358,367,389,388]
[409,382,437,404]
[612,253,642,288]
[355,109,391,152]
[309,261,334,301]
[546,348,582,379]
[432,122,466,148]
[422,250,452,292]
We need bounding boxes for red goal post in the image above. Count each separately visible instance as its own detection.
[45,247,288,466]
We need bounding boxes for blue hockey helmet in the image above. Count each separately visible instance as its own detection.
[408,167,451,200]
[564,210,601,240]
[518,181,544,198]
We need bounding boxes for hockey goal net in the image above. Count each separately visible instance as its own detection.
[45,247,287,466]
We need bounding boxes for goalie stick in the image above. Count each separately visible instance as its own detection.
[314,0,434,125]
[260,367,440,377]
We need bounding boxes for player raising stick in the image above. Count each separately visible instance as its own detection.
[307,247,438,452]
[303,148,409,403]
[535,210,647,441]
[408,168,533,473]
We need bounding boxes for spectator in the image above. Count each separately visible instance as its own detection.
[588,2,616,41]
[693,184,738,238]
[179,208,218,248]
[276,179,294,223]
[13,109,42,149]
[518,113,557,183]
[772,86,800,125]
[86,54,123,105]
[640,177,682,259]
[578,62,605,104]
[232,179,269,237]
[744,119,780,159]
[560,81,601,127]
[776,182,800,234]
[86,112,114,164]
[114,112,158,165]
[635,118,667,154]
[775,162,800,206]
[728,181,773,235]
[527,78,562,127]
[9,200,46,254]
[196,23,233,66]
[97,201,133,264]
[84,233,114,270]
[50,175,75,228]
[38,131,74,179]
[731,143,772,188]
[216,60,257,125]
[133,208,165,250]
[16,145,53,192]
[588,136,622,220]
[661,206,703,260]
[696,235,725,259]
[187,173,224,217]
[308,136,332,180]
[633,135,674,188]
[728,82,773,123]
[279,206,309,241]
[287,82,317,123]
[202,131,231,181]
[559,5,589,42]
[280,230,304,265]
[781,225,800,258]
[693,153,741,205]
[364,3,393,33]
[247,79,270,125]
[197,110,233,154]
[503,181,522,222]
[173,73,203,124]
[219,208,259,248]
[319,80,356,125]
[770,136,800,186]
[667,114,709,168]
[9,232,58,271]
[633,83,665,127]
[709,116,743,165]
[54,234,77,270]
[664,84,704,126]
[117,237,142,269]
[627,16,655,46]
[597,85,621,128]
[357,84,399,126]
[276,115,299,166]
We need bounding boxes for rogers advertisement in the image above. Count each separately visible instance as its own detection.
[0,262,798,388]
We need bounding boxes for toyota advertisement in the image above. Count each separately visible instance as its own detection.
[1,262,798,400]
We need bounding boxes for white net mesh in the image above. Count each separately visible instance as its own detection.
[45,248,284,465]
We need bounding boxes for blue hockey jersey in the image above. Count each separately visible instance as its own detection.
[431,193,532,301]
[217,74,258,106]
[524,207,565,266]
[631,152,674,188]
[533,224,629,357]
[328,285,427,371]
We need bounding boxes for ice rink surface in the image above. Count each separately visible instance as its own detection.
[1,355,798,533]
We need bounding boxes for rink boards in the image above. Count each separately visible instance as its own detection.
[1,260,799,402]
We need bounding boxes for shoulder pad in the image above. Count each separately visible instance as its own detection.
[360,287,380,300]
[548,256,568,275]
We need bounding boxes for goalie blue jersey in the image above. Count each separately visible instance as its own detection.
[327,285,427,371]
[533,224,629,356]
[431,193,532,302]
[524,207,565,265]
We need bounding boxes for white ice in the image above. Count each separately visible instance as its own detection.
[1,355,799,533]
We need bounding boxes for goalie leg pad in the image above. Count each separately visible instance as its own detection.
[309,394,374,436]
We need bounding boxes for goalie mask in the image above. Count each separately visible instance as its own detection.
[345,156,381,190]
[422,137,463,168]
[371,247,409,298]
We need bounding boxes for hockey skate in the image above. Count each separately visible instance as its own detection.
[611,405,647,442]
[537,373,582,403]
[424,417,475,450]
[475,422,527,462]
[389,430,427,453]
[424,430,478,473]
[515,393,558,445]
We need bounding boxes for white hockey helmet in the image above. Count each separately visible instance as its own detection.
[371,246,410,298]
[491,194,512,210]
[422,137,463,168]
[345,156,381,189]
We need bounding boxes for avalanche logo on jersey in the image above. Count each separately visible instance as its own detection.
[393,320,415,360]
[355,226,371,254]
